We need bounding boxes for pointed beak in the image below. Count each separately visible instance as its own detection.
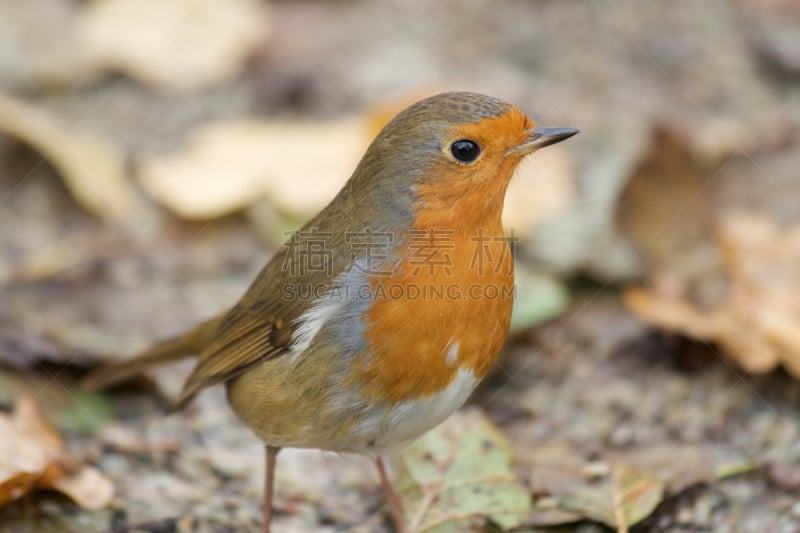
[508,127,579,155]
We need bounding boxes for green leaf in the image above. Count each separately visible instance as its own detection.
[395,409,531,532]
[509,267,569,333]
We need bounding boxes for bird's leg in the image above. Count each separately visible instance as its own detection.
[263,446,280,533]
[374,455,407,533]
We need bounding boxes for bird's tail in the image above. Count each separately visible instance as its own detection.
[82,313,225,389]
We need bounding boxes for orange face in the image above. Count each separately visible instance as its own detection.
[415,106,535,210]
[412,106,536,231]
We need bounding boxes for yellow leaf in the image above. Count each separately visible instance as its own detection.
[138,117,369,219]
[0,91,133,221]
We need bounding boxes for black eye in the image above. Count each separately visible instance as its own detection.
[450,139,481,163]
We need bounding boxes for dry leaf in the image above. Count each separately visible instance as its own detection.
[77,0,269,90]
[561,464,663,531]
[613,127,800,375]
[0,394,62,505]
[0,91,133,221]
[524,458,663,529]
[0,393,114,510]
[395,409,530,532]
[138,117,369,219]
[518,439,749,529]
[616,128,727,283]
[625,214,800,377]
[50,464,114,511]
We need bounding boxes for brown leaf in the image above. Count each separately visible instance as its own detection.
[617,125,800,378]
[520,443,664,529]
[0,393,114,510]
[49,463,114,511]
[517,439,749,528]
[616,127,728,291]
[0,395,62,506]
[624,213,800,377]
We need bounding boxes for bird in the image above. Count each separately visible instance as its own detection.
[84,91,578,532]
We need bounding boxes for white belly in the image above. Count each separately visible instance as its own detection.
[362,367,478,452]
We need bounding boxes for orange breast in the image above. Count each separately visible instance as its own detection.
[356,217,514,404]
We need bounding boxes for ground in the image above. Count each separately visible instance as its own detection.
[1,0,800,531]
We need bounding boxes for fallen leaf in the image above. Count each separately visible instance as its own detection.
[616,128,728,286]
[395,409,531,532]
[0,91,133,221]
[50,463,114,511]
[608,445,754,495]
[561,464,663,531]
[517,439,750,529]
[0,394,62,506]
[76,0,269,90]
[624,213,800,378]
[0,393,114,510]
[615,127,800,376]
[138,117,367,219]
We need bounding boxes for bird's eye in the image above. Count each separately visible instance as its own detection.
[450,140,481,163]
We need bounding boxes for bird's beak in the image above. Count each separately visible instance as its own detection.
[508,127,579,155]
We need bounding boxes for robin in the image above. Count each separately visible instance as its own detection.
[85,92,578,532]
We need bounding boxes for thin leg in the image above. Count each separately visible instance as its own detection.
[264,446,280,533]
[374,456,407,533]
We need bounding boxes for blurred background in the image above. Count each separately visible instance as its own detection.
[1,0,799,531]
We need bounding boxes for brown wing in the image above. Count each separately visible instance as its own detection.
[171,307,294,410]
[169,187,370,410]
